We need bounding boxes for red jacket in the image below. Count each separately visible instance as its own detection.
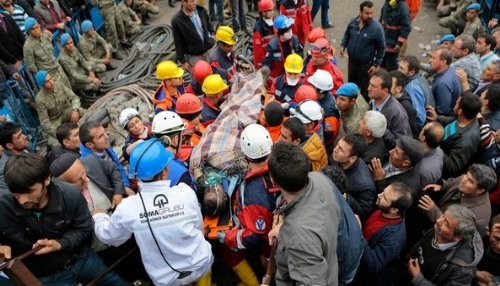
[279,0,312,45]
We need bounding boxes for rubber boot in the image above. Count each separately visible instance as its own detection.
[195,271,211,286]
[232,260,259,286]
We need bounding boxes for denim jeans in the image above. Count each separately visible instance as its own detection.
[209,0,224,23]
[38,247,129,286]
[231,0,247,31]
[311,0,330,27]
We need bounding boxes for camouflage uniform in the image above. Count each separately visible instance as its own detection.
[91,0,127,49]
[35,81,83,146]
[131,0,159,18]
[23,33,71,88]
[438,0,473,34]
[118,1,141,36]
[59,48,105,92]
[79,32,112,65]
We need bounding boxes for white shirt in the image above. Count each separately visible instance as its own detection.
[93,180,213,285]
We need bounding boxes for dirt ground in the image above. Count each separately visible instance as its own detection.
[149,0,451,75]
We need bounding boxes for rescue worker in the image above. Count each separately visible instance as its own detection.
[34,70,83,147]
[23,17,71,88]
[294,84,318,103]
[263,15,303,82]
[152,110,196,187]
[307,69,341,152]
[305,37,344,93]
[201,73,228,127]
[278,0,312,45]
[252,0,275,69]
[153,60,185,114]
[92,139,213,285]
[119,107,152,161]
[175,93,205,147]
[218,124,280,286]
[91,0,132,51]
[210,26,238,82]
[118,0,141,37]
[290,100,328,170]
[185,60,213,96]
[58,33,103,94]
[79,20,118,70]
[270,53,304,104]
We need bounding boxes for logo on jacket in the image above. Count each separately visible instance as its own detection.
[153,194,169,208]
[255,218,266,231]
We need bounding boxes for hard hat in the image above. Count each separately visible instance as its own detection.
[81,20,93,33]
[35,70,48,87]
[193,60,213,83]
[284,53,303,74]
[294,85,318,103]
[215,26,237,46]
[202,74,228,95]
[119,108,140,128]
[307,69,333,91]
[152,111,186,135]
[307,27,326,44]
[156,60,184,80]
[240,124,273,159]
[258,0,274,12]
[25,17,37,33]
[310,38,331,57]
[60,33,71,46]
[175,93,203,115]
[336,82,359,97]
[129,139,174,181]
[274,15,293,30]
[291,100,323,123]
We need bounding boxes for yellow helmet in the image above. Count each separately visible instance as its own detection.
[215,26,237,46]
[202,74,228,95]
[284,53,303,74]
[156,60,184,80]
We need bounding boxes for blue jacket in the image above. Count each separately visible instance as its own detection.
[80,144,130,187]
[405,75,433,128]
[167,159,195,190]
[359,215,406,286]
[344,159,376,219]
[341,16,385,66]
[272,74,302,103]
[432,66,462,116]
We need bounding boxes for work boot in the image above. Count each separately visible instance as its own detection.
[112,51,124,60]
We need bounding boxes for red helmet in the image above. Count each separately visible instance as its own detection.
[310,37,331,57]
[258,0,274,12]
[192,60,213,83]
[307,27,326,44]
[175,93,203,115]
[294,85,318,103]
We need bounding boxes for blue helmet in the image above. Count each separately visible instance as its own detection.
[25,17,37,33]
[274,15,293,30]
[60,33,71,46]
[81,20,93,33]
[129,139,174,181]
[35,70,48,87]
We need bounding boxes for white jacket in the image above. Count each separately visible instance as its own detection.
[93,180,213,285]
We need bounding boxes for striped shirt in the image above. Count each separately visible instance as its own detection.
[0,4,28,33]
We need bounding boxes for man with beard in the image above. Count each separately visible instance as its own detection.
[340,1,385,101]
[0,122,29,193]
[355,182,413,286]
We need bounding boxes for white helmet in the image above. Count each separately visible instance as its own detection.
[291,100,323,124]
[119,108,140,128]
[152,111,186,135]
[307,69,333,92]
[240,124,273,160]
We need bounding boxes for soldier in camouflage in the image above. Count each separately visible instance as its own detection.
[79,20,118,69]
[118,0,141,37]
[34,70,84,146]
[58,33,103,94]
[90,0,131,50]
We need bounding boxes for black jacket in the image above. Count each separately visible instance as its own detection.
[0,13,25,64]
[80,155,126,200]
[0,180,93,277]
[171,5,215,63]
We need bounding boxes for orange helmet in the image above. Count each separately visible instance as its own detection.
[258,0,274,12]
[192,60,213,83]
[307,27,326,44]
[294,85,318,103]
[310,38,331,57]
[175,93,203,114]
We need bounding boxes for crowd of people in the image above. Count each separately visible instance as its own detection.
[0,0,500,285]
